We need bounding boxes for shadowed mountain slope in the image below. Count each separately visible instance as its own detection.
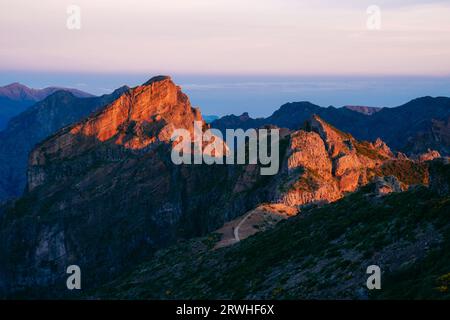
[91,160,450,300]
[0,86,129,202]
[0,82,93,129]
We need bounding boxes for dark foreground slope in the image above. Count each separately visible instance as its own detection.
[92,161,450,300]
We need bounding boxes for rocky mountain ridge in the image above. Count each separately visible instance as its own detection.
[0,76,446,299]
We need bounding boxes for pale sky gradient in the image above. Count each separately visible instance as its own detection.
[1,0,450,76]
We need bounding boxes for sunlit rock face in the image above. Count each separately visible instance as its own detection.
[28,76,230,191]
[279,115,397,207]
[417,149,441,162]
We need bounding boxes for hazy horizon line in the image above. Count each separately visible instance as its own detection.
[1,71,450,118]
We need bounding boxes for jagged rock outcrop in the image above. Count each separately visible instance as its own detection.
[417,149,441,162]
[282,129,341,206]
[27,76,229,191]
[373,175,404,196]
[279,115,395,206]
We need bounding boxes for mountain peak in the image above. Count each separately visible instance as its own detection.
[73,76,200,147]
[28,76,204,178]
[3,82,26,88]
[279,101,320,111]
[0,82,93,101]
[304,115,354,157]
[109,85,130,97]
[401,96,450,108]
[344,105,383,115]
[304,114,392,160]
[45,90,77,100]
[143,75,172,86]
[0,82,32,100]
[308,114,350,139]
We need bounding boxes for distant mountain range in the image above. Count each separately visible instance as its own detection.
[212,97,450,156]
[0,83,94,129]
[343,105,383,115]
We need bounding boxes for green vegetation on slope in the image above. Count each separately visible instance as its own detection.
[369,160,429,186]
[91,186,450,300]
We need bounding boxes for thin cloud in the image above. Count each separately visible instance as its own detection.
[0,0,449,75]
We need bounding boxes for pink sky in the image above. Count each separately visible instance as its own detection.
[1,0,450,76]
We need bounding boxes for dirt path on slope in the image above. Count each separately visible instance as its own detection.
[214,203,298,249]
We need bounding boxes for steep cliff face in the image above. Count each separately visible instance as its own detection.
[279,115,395,207]
[416,149,442,162]
[27,76,206,190]
[0,82,93,101]
[209,112,264,134]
